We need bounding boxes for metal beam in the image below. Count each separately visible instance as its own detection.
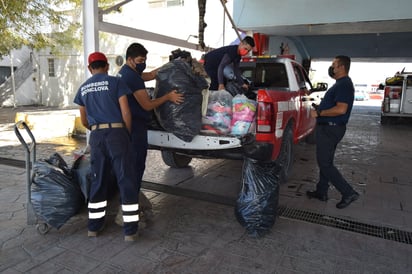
[98,21,203,51]
[100,0,133,15]
[82,0,99,79]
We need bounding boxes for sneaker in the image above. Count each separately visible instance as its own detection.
[336,192,359,209]
[124,233,138,242]
[88,226,104,237]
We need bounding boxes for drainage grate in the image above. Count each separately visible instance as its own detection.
[278,206,412,245]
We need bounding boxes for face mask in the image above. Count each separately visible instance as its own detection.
[239,48,249,56]
[328,66,335,78]
[135,62,146,74]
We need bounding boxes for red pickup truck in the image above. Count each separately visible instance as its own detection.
[147,56,327,182]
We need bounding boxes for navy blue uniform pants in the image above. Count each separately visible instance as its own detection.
[88,128,139,236]
[315,124,355,197]
[204,64,219,91]
[131,121,148,193]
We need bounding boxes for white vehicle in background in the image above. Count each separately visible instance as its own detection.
[381,70,412,124]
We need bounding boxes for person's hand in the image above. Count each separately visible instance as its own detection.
[310,109,318,118]
[241,83,249,90]
[168,90,184,104]
[218,84,225,91]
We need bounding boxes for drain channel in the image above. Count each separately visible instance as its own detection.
[278,206,412,245]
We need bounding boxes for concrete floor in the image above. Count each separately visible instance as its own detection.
[1,101,412,273]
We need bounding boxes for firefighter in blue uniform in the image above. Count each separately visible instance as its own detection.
[117,43,183,222]
[204,36,255,91]
[73,52,139,242]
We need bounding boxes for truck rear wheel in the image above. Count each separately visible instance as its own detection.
[380,115,391,125]
[276,126,294,183]
[161,151,192,168]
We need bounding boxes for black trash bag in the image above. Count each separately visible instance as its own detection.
[145,87,164,130]
[71,154,91,203]
[31,157,83,229]
[154,59,209,142]
[225,80,244,97]
[235,157,281,238]
[45,152,72,176]
[71,154,119,203]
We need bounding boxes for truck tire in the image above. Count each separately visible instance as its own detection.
[161,151,192,168]
[380,115,390,125]
[276,126,294,184]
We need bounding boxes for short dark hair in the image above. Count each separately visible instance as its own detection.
[126,43,148,59]
[242,36,255,48]
[89,60,107,69]
[335,55,351,73]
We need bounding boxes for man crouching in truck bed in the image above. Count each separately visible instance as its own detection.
[204,36,255,91]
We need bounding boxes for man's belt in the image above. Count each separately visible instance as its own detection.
[317,122,346,126]
[90,123,124,131]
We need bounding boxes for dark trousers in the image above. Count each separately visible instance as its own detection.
[131,121,148,193]
[88,128,139,236]
[315,125,355,197]
[204,65,219,91]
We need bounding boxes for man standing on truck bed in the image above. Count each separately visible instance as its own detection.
[307,55,359,209]
[204,36,255,91]
[73,52,139,241]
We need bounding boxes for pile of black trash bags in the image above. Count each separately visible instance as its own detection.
[31,153,91,229]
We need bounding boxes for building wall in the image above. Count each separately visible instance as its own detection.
[1,1,240,107]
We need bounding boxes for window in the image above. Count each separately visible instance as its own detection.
[0,66,16,85]
[148,0,184,8]
[241,63,288,88]
[48,58,55,77]
[293,65,311,90]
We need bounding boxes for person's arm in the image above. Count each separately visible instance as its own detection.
[118,95,132,133]
[233,61,248,89]
[79,106,89,129]
[217,54,232,90]
[311,102,348,118]
[133,89,184,111]
[141,67,159,81]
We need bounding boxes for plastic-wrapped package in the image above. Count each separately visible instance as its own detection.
[231,94,257,136]
[201,90,233,135]
[154,59,209,142]
[31,155,83,229]
[235,158,281,238]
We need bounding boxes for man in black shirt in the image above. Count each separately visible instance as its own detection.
[306,55,359,209]
[204,36,255,91]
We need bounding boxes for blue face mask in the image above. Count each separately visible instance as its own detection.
[135,62,146,74]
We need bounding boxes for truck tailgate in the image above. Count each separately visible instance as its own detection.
[148,130,242,150]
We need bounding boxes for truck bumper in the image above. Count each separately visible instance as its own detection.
[243,141,274,162]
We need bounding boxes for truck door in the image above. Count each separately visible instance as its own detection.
[401,76,412,114]
[293,64,315,136]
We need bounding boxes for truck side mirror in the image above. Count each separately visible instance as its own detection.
[312,82,328,92]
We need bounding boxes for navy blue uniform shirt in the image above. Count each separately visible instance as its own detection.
[73,73,132,126]
[318,76,355,125]
[204,45,243,85]
[117,65,149,122]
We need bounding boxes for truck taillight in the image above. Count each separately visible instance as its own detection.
[256,102,273,132]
